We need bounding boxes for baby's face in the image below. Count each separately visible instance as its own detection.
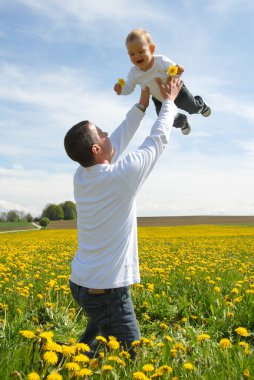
[127,37,154,71]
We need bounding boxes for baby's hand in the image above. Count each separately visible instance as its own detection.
[114,82,122,95]
[176,64,184,75]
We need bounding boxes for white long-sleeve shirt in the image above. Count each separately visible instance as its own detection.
[121,55,176,102]
[70,99,177,289]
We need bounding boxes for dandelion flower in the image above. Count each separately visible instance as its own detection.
[197,333,211,342]
[243,369,250,378]
[235,327,249,337]
[158,365,172,374]
[43,351,58,365]
[131,340,140,347]
[46,372,62,380]
[143,364,154,372]
[79,368,93,377]
[75,343,90,352]
[118,78,125,87]
[102,365,113,372]
[65,362,80,372]
[214,286,221,293]
[167,65,178,76]
[219,338,232,349]
[20,330,36,339]
[96,335,107,344]
[73,354,90,363]
[28,372,41,380]
[108,340,120,350]
[133,372,150,380]
[62,345,76,357]
[183,362,194,371]
[39,331,54,341]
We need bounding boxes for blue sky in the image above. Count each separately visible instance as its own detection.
[0,0,254,217]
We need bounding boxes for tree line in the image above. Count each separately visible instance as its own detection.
[0,201,77,223]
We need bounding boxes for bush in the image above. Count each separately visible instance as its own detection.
[39,217,50,228]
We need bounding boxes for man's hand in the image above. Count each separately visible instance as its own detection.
[156,77,183,101]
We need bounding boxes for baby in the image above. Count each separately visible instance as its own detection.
[114,28,211,135]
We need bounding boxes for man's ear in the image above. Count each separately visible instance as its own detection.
[150,44,155,54]
[91,144,101,155]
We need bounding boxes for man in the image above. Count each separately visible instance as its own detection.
[64,77,183,356]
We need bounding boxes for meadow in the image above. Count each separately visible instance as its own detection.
[0,225,254,379]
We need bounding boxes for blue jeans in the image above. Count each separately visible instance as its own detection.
[69,281,140,357]
[152,83,205,128]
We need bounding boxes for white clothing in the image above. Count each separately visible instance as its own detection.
[70,100,177,289]
[121,54,176,102]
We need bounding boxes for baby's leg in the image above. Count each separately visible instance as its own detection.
[152,97,191,135]
[175,84,210,116]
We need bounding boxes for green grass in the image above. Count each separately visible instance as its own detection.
[0,221,33,228]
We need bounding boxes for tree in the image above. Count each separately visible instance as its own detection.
[26,213,33,222]
[39,217,50,228]
[42,204,64,221]
[0,212,7,222]
[7,210,20,222]
[59,201,77,220]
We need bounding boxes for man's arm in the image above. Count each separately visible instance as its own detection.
[110,87,150,163]
[115,77,183,192]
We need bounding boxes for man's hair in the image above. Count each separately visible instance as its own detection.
[125,28,153,46]
[64,121,98,167]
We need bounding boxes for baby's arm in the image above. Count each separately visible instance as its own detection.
[113,68,136,96]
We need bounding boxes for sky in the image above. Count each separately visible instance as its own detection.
[0,0,254,217]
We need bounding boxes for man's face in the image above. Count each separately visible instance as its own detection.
[88,123,114,162]
[127,37,154,71]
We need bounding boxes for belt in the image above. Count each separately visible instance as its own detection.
[88,288,109,295]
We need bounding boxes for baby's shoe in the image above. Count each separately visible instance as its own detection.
[181,120,191,135]
[201,103,211,117]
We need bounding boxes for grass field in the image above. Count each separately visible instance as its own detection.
[0,225,254,379]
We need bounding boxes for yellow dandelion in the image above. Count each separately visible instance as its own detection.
[117,78,125,87]
[133,372,150,380]
[227,312,234,318]
[108,340,120,350]
[214,286,221,293]
[39,331,54,341]
[65,362,80,372]
[62,345,76,357]
[28,372,40,380]
[219,338,232,349]
[243,369,250,378]
[170,348,177,357]
[239,341,250,354]
[79,368,93,377]
[231,287,239,294]
[96,335,107,344]
[46,372,62,380]
[167,65,178,76]
[43,351,58,365]
[235,327,249,337]
[160,323,167,330]
[197,333,211,342]
[102,365,113,372]
[73,354,89,363]
[165,335,173,342]
[75,342,90,352]
[143,364,154,372]
[119,350,131,359]
[131,340,140,347]
[183,362,194,371]
[44,341,62,353]
[20,330,36,339]
[158,365,172,374]
[89,358,99,369]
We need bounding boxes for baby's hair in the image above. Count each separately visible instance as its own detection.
[126,28,153,46]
